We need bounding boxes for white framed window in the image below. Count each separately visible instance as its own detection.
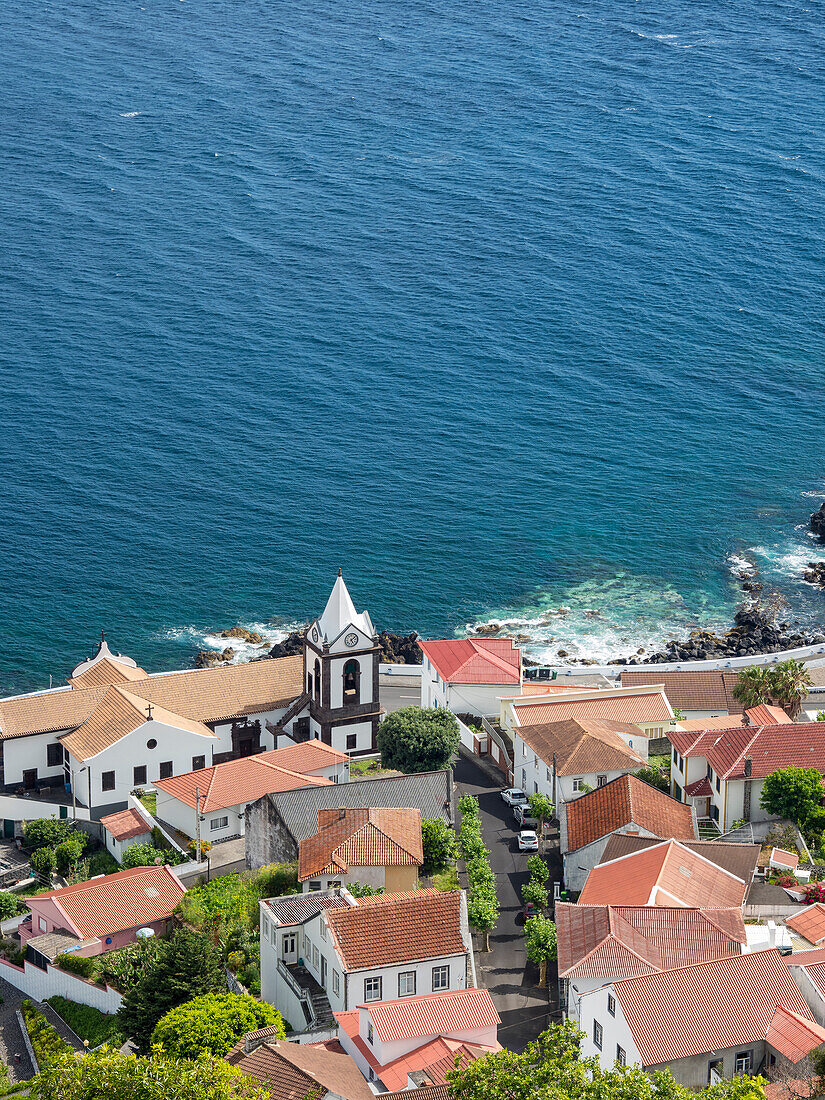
[303,933,309,955]
[597,775,607,787]
[332,969,340,997]
[607,993,615,1017]
[312,945,319,971]
[210,816,228,831]
[432,965,449,991]
[262,916,270,937]
[572,778,584,792]
[308,880,322,891]
[735,1052,752,1074]
[398,971,416,997]
[38,916,47,933]
[593,1020,603,1051]
[320,921,327,940]
[364,976,382,1002]
[616,1046,626,1067]
[282,933,296,955]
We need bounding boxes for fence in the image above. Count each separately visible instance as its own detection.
[0,956,123,1013]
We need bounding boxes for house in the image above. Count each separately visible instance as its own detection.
[225,1025,373,1100]
[419,639,521,716]
[20,865,185,960]
[787,949,825,1025]
[501,686,675,742]
[556,901,747,1017]
[259,889,474,1033]
[335,987,500,1090]
[620,669,744,720]
[513,718,647,805]
[154,741,349,843]
[577,949,825,1087]
[298,807,423,893]
[245,769,453,870]
[560,773,698,893]
[598,832,761,888]
[669,720,825,832]
[99,807,153,862]
[577,838,749,908]
[787,905,825,949]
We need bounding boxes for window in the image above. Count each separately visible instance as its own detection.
[593,1021,603,1051]
[332,969,340,997]
[364,976,382,1002]
[192,755,205,771]
[314,659,322,704]
[346,733,357,750]
[320,921,327,940]
[597,775,607,787]
[432,965,449,991]
[607,994,616,1017]
[398,971,416,997]
[367,1022,374,1045]
[312,945,319,971]
[133,765,147,786]
[303,933,309,955]
[102,771,115,792]
[47,743,62,768]
[210,816,229,831]
[327,880,341,891]
[716,775,721,793]
[282,933,296,955]
[343,659,360,703]
[38,917,47,933]
[262,917,270,937]
[159,761,173,779]
[572,778,584,792]
[735,1052,752,1075]
[616,1046,626,1067]
[146,738,157,750]
[546,768,551,781]
[308,881,322,892]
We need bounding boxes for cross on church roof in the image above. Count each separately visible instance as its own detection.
[146,703,153,721]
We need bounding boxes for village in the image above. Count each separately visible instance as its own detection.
[2,572,825,1099]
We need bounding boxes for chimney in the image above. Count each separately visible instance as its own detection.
[339,807,346,820]
[744,758,752,778]
[767,920,776,948]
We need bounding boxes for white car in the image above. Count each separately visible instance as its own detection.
[514,804,538,828]
[518,830,539,852]
[501,788,527,807]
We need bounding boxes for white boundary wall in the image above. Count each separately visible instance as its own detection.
[0,957,122,1013]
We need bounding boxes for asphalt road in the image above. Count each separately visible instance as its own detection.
[378,680,421,714]
[454,755,560,1053]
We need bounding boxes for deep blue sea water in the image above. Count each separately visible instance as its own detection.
[1,0,824,693]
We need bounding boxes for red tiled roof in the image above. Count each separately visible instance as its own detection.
[362,988,499,1042]
[746,704,794,726]
[325,890,466,972]
[794,960,825,1000]
[516,719,646,776]
[611,949,817,1066]
[27,865,184,939]
[298,808,423,880]
[556,902,746,978]
[69,657,148,689]
[513,690,672,727]
[766,1005,825,1063]
[420,639,521,685]
[771,848,800,870]
[620,669,742,714]
[225,1035,373,1100]
[154,747,338,812]
[578,840,746,908]
[684,776,712,797]
[99,808,152,841]
[787,904,825,946]
[565,773,696,853]
[670,722,825,781]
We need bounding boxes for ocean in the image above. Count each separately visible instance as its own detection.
[1,0,824,694]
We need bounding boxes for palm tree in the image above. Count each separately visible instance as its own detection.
[732,665,773,710]
[733,660,812,719]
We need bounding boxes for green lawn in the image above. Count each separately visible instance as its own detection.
[46,996,122,1048]
[648,753,671,771]
[138,791,157,816]
[349,757,393,778]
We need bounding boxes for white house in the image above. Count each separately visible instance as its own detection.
[513,718,647,804]
[298,807,423,894]
[577,950,825,1089]
[153,741,349,843]
[419,639,521,717]
[500,685,675,741]
[99,807,153,862]
[260,888,474,1033]
[335,987,500,1090]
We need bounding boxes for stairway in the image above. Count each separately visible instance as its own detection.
[308,986,334,1028]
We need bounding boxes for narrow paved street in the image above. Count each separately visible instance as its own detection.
[454,755,559,1052]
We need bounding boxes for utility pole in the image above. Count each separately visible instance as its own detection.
[195,786,202,864]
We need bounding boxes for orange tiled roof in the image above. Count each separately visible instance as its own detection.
[613,949,818,1066]
[766,1005,825,1063]
[363,988,499,1042]
[27,865,184,939]
[325,890,466,972]
[746,704,794,726]
[771,848,800,870]
[620,669,743,714]
[787,904,825,946]
[578,839,747,908]
[671,721,825,781]
[298,807,423,881]
[513,690,672,727]
[420,639,520,685]
[99,808,152,842]
[226,1034,373,1100]
[517,718,646,776]
[69,657,149,689]
[565,773,696,853]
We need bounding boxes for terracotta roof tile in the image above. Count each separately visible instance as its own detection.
[620,669,743,714]
[599,834,761,883]
[513,690,672,727]
[671,721,825,781]
[363,988,499,1042]
[565,773,696,853]
[298,808,423,881]
[226,1036,372,1100]
[69,657,149,689]
[611,949,817,1066]
[0,685,108,740]
[766,1005,825,1062]
[578,839,747,908]
[420,639,520,685]
[517,719,646,776]
[746,704,794,726]
[772,848,800,870]
[99,808,152,841]
[787,904,825,945]
[27,865,184,939]
[325,890,466,972]
[794,959,825,999]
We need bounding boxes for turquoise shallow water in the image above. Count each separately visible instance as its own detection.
[1,0,824,692]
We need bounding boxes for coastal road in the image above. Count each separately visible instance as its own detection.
[378,674,421,715]
[453,755,559,1053]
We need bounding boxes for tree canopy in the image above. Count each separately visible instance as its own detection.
[421,817,458,876]
[152,993,284,1059]
[760,767,823,826]
[376,706,460,773]
[733,660,812,719]
[31,1047,269,1100]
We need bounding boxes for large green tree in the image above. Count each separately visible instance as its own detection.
[733,660,812,719]
[760,767,823,825]
[447,1022,766,1100]
[524,915,556,985]
[152,993,284,1059]
[31,1047,269,1100]
[376,706,460,773]
[421,817,458,876]
[117,928,225,1053]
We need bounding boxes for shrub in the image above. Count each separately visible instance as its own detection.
[251,863,298,898]
[421,818,457,876]
[45,996,122,1048]
[21,1000,70,1066]
[457,794,498,949]
[23,819,83,851]
[805,881,825,904]
[0,893,18,920]
[121,843,165,869]
[347,882,383,898]
[377,707,460,773]
[635,767,669,793]
[188,839,212,859]
[55,952,97,980]
[55,836,84,876]
[30,847,54,878]
[97,938,162,993]
[152,993,284,1059]
[227,951,245,973]
[774,874,797,887]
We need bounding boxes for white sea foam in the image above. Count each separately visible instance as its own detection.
[161,620,306,664]
[727,554,755,576]
[120,112,140,118]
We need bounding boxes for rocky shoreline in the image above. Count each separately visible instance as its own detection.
[196,627,423,669]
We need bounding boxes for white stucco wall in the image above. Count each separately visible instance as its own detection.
[3,732,66,788]
[577,984,642,1071]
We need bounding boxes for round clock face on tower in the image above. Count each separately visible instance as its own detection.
[344,632,359,648]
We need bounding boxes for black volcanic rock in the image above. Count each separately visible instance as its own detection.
[811,503,825,542]
[804,562,825,588]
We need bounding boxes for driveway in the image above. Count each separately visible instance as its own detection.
[454,756,560,1052]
